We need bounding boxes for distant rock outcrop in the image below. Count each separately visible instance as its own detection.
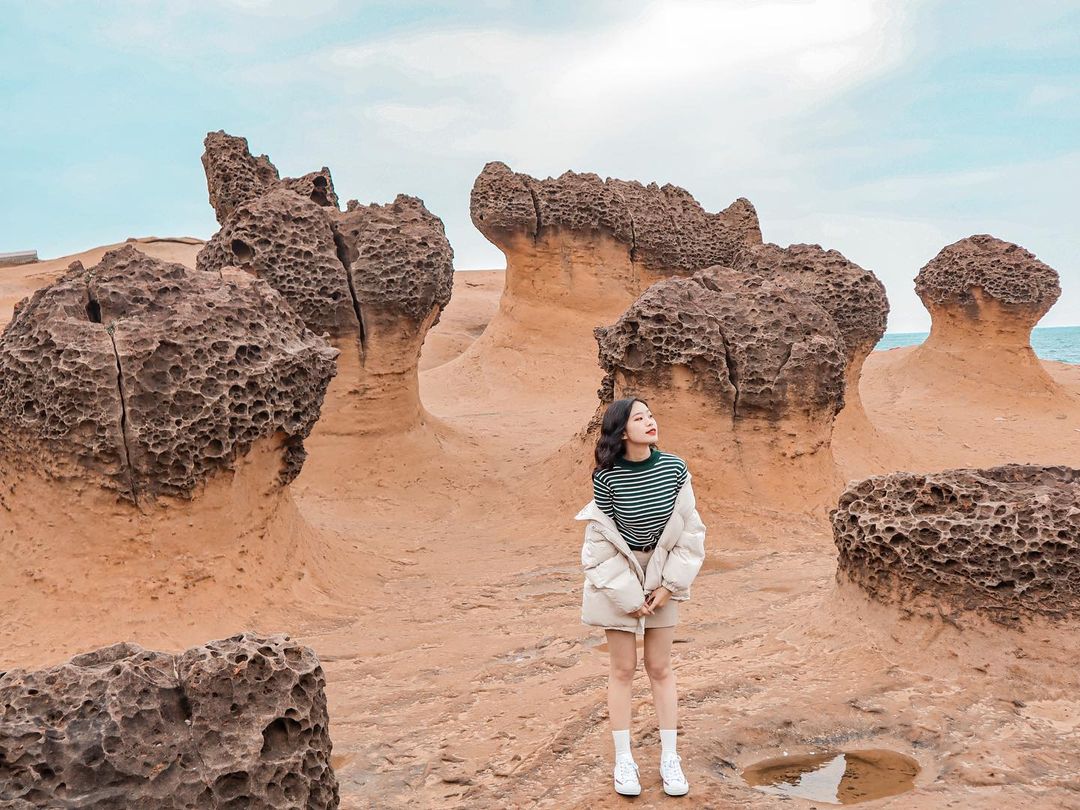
[0,633,339,808]
[832,464,1080,622]
[470,161,762,294]
[592,266,847,513]
[424,161,763,407]
[897,234,1065,397]
[0,245,337,501]
[197,132,455,436]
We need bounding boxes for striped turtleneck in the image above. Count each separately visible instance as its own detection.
[592,448,689,551]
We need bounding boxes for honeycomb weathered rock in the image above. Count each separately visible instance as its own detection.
[594,266,846,417]
[832,464,1080,620]
[336,194,455,325]
[470,161,762,275]
[202,131,281,225]
[734,242,889,365]
[197,187,359,339]
[0,633,339,808]
[280,168,340,210]
[915,234,1061,312]
[0,245,338,500]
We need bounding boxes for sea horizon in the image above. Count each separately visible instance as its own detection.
[875,324,1080,364]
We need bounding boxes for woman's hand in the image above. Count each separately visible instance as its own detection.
[646,586,672,611]
[630,600,654,618]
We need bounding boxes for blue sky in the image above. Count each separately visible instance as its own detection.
[2,0,1077,332]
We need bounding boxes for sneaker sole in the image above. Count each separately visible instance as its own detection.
[663,783,689,796]
[615,784,642,796]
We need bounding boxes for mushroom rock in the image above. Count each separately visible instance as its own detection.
[0,246,337,595]
[591,266,847,515]
[197,132,455,437]
[426,161,761,409]
[0,633,340,808]
[832,464,1080,623]
[734,242,892,477]
[325,194,455,434]
[906,234,1063,394]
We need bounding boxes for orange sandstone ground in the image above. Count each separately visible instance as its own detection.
[2,248,1079,809]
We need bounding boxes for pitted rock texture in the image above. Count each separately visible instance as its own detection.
[594,267,846,418]
[197,188,359,339]
[832,464,1080,620]
[0,632,339,809]
[280,168,340,210]
[202,131,341,225]
[915,234,1061,313]
[0,246,338,500]
[199,132,455,341]
[202,131,281,225]
[336,194,455,325]
[734,242,889,363]
[470,161,762,275]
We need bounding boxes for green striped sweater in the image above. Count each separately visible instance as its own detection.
[592,448,689,551]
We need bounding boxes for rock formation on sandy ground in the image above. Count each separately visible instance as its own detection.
[0,632,339,808]
[904,234,1062,396]
[420,163,764,411]
[198,132,455,437]
[832,464,1080,622]
[592,266,847,513]
[0,245,337,501]
[0,247,338,631]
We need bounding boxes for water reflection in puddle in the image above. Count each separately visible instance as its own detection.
[742,749,919,804]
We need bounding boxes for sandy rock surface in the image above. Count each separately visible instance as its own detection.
[2,247,1079,809]
[0,633,338,808]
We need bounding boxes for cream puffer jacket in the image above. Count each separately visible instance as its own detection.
[577,473,707,632]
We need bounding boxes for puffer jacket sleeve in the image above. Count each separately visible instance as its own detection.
[660,476,706,599]
[581,524,647,614]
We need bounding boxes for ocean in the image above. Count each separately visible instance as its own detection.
[874,325,1080,364]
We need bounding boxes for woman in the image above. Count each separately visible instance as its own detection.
[576,397,707,797]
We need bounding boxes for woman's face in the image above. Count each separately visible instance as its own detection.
[622,400,658,445]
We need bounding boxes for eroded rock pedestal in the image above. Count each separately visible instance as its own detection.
[423,162,764,405]
[907,234,1062,396]
[0,633,339,808]
[832,464,1080,623]
[198,132,454,437]
[593,266,847,514]
[0,246,337,612]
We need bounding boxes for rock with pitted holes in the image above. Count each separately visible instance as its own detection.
[594,266,846,417]
[336,194,455,326]
[469,161,761,275]
[202,131,341,225]
[197,187,359,339]
[202,130,282,225]
[0,245,338,500]
[734,242,889,369]
[915,234,1061,314]
[832,464,1080,621]
[0,632,339,809]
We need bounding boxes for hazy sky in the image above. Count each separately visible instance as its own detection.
[2,0,1077,332]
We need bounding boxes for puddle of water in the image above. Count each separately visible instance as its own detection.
[742,749,919,804]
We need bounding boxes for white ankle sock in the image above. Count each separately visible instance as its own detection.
[660,728,677,758]
[613,729,632,760]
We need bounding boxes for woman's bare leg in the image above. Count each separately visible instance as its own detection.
[643,626,677,730]
[606,629,638,730]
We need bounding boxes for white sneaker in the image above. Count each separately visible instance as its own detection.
[614,755,641,796]
[660,753,689,796]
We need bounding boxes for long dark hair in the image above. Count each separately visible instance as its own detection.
[593,397,652,473]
